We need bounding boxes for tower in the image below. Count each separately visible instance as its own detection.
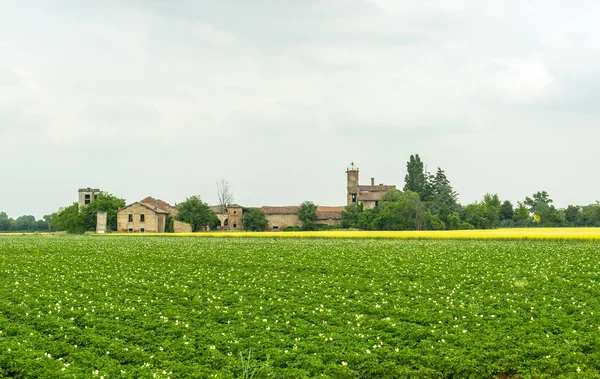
[78,187,101,207]
[346,163,359,205]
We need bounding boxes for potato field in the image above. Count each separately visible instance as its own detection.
[1,236,600,378]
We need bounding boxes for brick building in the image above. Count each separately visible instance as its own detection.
[117,196,192,233]
[346,164,396,209]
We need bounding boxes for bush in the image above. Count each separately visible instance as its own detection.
[284,226,300,232]
[430,215,446,230]
[460,222,475,230]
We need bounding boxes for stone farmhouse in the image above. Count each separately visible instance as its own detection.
[116,197,192,233]
[346,163,396,209]
[103,164,396,233]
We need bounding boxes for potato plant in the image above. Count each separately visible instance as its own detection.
[1,236,600,378]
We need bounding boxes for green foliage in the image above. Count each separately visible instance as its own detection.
[340,203,363,229]
[175,196,219,232]
[373,190,426,231]
[81,193,125,232]
[499,200,514,222]
[51,203,86,234]
[242,209,269,232]
[283,225,300,232]
[403,154,430,202]
[2,236,600,377]
[165,215,174,233]
[429,214,446,230]
[298,201,318,231]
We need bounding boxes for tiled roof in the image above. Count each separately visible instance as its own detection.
[358,192,388,201]
[358,185,396,192]
[118,202,169,214]
[261,206,300,215]
[140,196,177,216]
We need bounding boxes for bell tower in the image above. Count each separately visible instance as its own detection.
[346,163,359,205]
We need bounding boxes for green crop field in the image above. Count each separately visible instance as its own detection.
[1,236,600,378]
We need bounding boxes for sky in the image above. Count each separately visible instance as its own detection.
[1,0,599,219]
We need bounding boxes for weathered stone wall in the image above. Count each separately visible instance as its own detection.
[227,207,244,230]
[96,212,108,233]
[173,220,193,233]
[265,214,301,230]
[117,203,163,233]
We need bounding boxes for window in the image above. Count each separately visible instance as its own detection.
[273,226,279,230]
[85,199,91,204]
[352,194,357,203]
[233,210,237,214]
[140,228,145,233]
[140,214,145,222]
[233,223,237,228]
[85,194,91,200]
[128,214,133,222]
[128,228,133,233]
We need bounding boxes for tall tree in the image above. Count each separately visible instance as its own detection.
[404,154,429,201]
[52,204,86,234]
[524,191,554,225]
[216,179,234,215]
[176,196,219,232]
[340,203,364,229]
[431,167,459,212]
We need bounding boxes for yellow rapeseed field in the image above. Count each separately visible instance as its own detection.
[106,228,600,240]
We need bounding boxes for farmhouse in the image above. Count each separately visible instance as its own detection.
[116,196,192,233]
[346,163,396,209]
[211,205,346,231]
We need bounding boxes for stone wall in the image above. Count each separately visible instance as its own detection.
[117,203,164,233]
[96,212,108,233]
[265,214,301,230]
[173,220,193,233]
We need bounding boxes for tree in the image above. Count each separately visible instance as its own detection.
[298,201,318,231]
[81,193,125,232]
[513,202,531,225]
[482,193,501,227]
[524,191,555,226]
[373,190,426,231]
[499,201,514,222]
[216,179,234,215]
[0,212,10,231]
[242,208,269,231]
[52,203,86,234]
[463,202,493,229]
[340,203,364,229]
[403,154,430,202]
[176,196,219,232]
[430,167,459,212]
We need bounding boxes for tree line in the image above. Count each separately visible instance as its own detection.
[340,154,600,230]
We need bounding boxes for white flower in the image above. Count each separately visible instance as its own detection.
[341,361,348,366]
[365,349,371,354]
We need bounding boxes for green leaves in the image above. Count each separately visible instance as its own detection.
[1,236,600,377]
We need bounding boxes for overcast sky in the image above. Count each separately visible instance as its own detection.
[1,0,599,218]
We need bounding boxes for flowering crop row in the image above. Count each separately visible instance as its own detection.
[106,227,600,241]
[1,236,600,378]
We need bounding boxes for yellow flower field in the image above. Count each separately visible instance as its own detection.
[105,228,600,240]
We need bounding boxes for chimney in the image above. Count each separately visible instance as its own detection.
[371,177,375,186]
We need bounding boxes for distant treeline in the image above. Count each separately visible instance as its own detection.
[340,154,600,231]
[0,213,51,232]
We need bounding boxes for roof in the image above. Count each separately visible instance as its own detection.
[118,202,169,215]
[358,185,396,192]
[316,206,345,220]
[260,205,344,220]
[228,204,243,208]
[139,196,178,216]
[210,205,226,214]
[358,192,388,201]
[261,206,300,215]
